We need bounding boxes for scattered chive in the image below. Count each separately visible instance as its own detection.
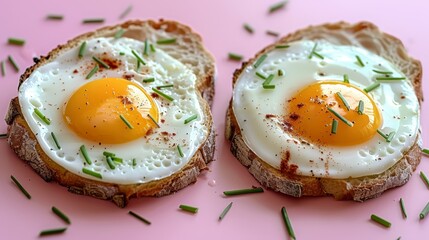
[228,53,243,61]
[46,14,64,20]
[223,187,264,196]
[8,38,25,46]
[92,56,110,69]
[82,168,102,179]
[266,30,279,37]
[327,107,353,127]
[371,214,391,228]
[356,55,365,67]
[254,54,267,69]
[119,52,125,56]
[331,119,338,134]
[308,43,323,59]
[150,44,156,52]
[136,60,141,71]
[420,171,429,189]
[275,45,290,49]
[179,204,198,213]
[0,133,7,138]
[51,132,61,149]
[119,114,134,129]
[102,151,116,157]
[128,211,151,225]
[52,206,70,224]
[373,69,393,75]
[262,74,275,86]
[423,149,429,156]
[281,207,296,240]
[114,28,125,39]
[1,61,5,76]
[399,198,407,219]
[376,77,406,81]
[143,77,155,83]
[312,51,324,59]
[269,1,288,13]
[156,84,174,89]
[143,39,149,55]
[10,175,31,199]
[278,69,284,76]
[243,23,254,34]
[132,158,137,167]
[255,72,267,79]
[111,157,123,164]
[131,49,146,65]
[177,145,184,157]
[336,92,350,111]
[82,18,104,24]
[119,5,133,19]
[39,228,67,236]
[363,82,380,93]
[78,41,87,58]
[152,88,174,101]
[8,55,19,72]
[419,201,429,219]
[85,64,99,79]
[34,108,51,125]
[343,74,349,83]
[147,114,160,128]
[358,100,364,115]
[106,156,116,170]
[184,114,198,124]
[376,129,395,142]
[218,202,233,221]
[263,84,275,89]
[79,145,92,165]
[156,38,176,44]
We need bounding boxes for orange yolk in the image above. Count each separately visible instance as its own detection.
[64,78,159,144]
[287,81,382,146]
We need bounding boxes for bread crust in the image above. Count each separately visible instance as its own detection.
[226,21,423,201]
[6,19,216,207]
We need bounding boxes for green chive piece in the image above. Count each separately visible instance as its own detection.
[143,39,149,55]
[92,56,110,69]
[223,187,264,196]
[114,28,125,39]
[119,52,125,56]
[131,50,146,65]
[262,74,275,86]
[119,114,134,129]
[399,198,407,219]
[10,175,31,199]
[143,77,155,83]
[82,18,104,24]
[308,43,323,59]
[1,61,5,76]
[102,151,116,157]
[263,84,275,89]
[52,206,71,224]
[371,214,391,228]
[184,114,198,124]
[82,168,102,179]
[177,145,184,157]
[373,69,393,75]
[336,92,350,111]
[85,64,99,79]
[78,41,87,58]
[152,88,174,101]
[219,202,233,221]
[8,38,25,46]
[39,228,67,236]
[419,201,429,219]
[376,129,395,142]
[331,119,338,134]
[312,51,324,59]
[275,45,290,49]
[255,72,267,79]
[281,207,296,240]
[266,30,279,37]
[358,100,364,115]
[128,210,151,225]
[156,84,174,89]
[132,158,137,167]
[150,44,156,52]
[119,5,133,19]
[327,107,353,127]
[228,53,243,61]
[147,114,160,128]
[363,82,380,93]
[356,55,365,67]
[0,133,7,139]
[51,132,61,149]
[254,54,267,68]
[46,14,64,20]
[420,171,429,189]
[8,55,19,72]
[106,156,116,170]
[156,38,176,44]
[34,108,51,125]
[269,1,288,13]
[423,148,429,156]
[80,145,92,165]
[179,204,198,213]
[278,69,284,76]
[243,23,254,34]
[343,74,349,83]
[376,77,406,81]
[112,157,123,164]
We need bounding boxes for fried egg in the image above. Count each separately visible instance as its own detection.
[18,37,208,184]
[232,40,420,178]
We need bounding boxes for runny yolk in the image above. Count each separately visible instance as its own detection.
[64,78,159,144]
[286,81,382,146]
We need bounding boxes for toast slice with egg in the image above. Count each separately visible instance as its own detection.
[226,21,423,201]
[5,19,215,207]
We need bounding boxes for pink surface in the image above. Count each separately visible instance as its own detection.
[0,0,428,239]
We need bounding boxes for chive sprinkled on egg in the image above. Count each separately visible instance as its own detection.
[266,30,280,37]
[179,204,198,213]
[85,64,99,79]
[82,18,105,24]
[420,171,429,189]
[114,28,125,39]
[128,211,151,225]
[112,157,123,164]
[143,39,149,55]
[152,88,174,101]
[119,114,134,129]
[262,74,275,86]
[78,41,87,58]
[156,38,176,44]
[132,158,137,167]
[147,114,160,128]
[150,44,156,52]
[363,82,380,93]
[46,14,64,20]
[308,43,323,59]
[228,53,243,61]
[399,198,407,219]
[372,69,393,75]
[177,145,184,157]
[106,156,116,170]
[281,207,296,240]
[336,92,350,111]
[39,228,67,236]
[1,61,5,76]
[275,45,290,49]
[357,100,364,115]
[51,132,61,149]
[376,129,395,142]
[420,201,429,219]
[52,206,71,224]
[327,107,353,127]
[143,77,155,83]
[119,5,133,19]
[376,77,406,81]
[8,55,19,72]
[243,23,254,34]
[223,187,264,196]
[218,202,233,221]
[10,175,31,199]
[278,69,284,76]
[331,119,338,134]
[34,108,51,125]
[103,151,116,157]
[355,55,365,67]
[184,114,198,124]
[343,74,349,83]
[8,38,25,46]
[79,145,92,165]
[92,56,110,69]
[255,72,267,79]
[269,1,288,13]
[82,168,102,179]
[254,54,267,68]
[131,50,146,65]
[370,214,391,228]
[156,84,174,89]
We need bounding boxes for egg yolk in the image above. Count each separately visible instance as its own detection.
[286,81,382,146]
[63,78,159,144]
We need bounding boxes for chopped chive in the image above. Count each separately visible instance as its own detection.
[150,44,156,52]
[331,119,338,134]
[119,52,125,56]
[308,43,323,59]
[119,114,134,129]
[1,61,5,76]
[281,207,296,240]
[343,74,349,83]
[82,168,102,179]
[79,145,92,165]
[147,114,160,128]
[8,38,25,46]
[376,129,395,142]
[327,107,353,127]
[8,55,19,72]
[78,41,87,58]
[131,50,146,65]
[128,211,151,225]
[266,30,279,37]
[358,100,364,115]
[423,148,429,156]
[363,82,380,93]
[255,72,267,79]
[82,18,104,24]
[156,84,174,89]
[152,88,174,101]
[47,14,64,20]
[275,45,290,49]
[223,187,264,196]
[228,53,243,61]
[419,201,429,219]
[269,1,288,13]
[399,198,407,219]
[262,74,275,86]
[179,204,198,213]
[132,158,137,166]
[51,132,61,149]
[336,92,350,111]
[373,69,393,75]
[420,171,429,189]
[52,206,71,224]
[119,5,133,19]
[106,156,116,170]
[278,69,284,76]
[371,214,391,228]
[92,56,110,69]
[112,157,123,164]
[102,151,116,157]
[376,77,406,81]
[156,38,176,44]
[10,175,31,199]
[85,64,99,79]
[184,114,198,124]
[143,77,155,83]
[0,133,7,138]
[177,145,184,157]
[39,228,67,236]
[356,55,365,67]
[114,28,125,39]
[263,84,275,89]
[218,202,233,221]
[143,39,149,55]
[34,108,51,125]
[312,51,324,59]
[254,54,267,68]
[243,23,254,34]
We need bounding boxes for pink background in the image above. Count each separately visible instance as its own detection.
[0,0,428,239]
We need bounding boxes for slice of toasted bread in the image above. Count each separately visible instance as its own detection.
[5,19,216,207]
[226,21,423,201]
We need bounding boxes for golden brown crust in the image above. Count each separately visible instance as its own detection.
[226,21,423,201]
